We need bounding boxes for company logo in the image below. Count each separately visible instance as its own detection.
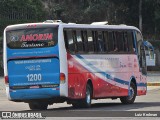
[10,35,19,42]
[20,33,53,41]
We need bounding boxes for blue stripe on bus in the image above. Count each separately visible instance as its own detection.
[76,54,146,87]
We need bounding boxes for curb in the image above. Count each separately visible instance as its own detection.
[147,82,160,86]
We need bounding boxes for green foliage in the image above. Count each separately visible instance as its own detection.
[149,40,160,50]
[0,0,160,72]
[0,0,46,35]
[0,0,160,39]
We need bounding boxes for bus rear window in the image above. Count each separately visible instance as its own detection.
[6,27,58,49]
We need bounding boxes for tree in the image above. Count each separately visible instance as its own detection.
[139,0,142,32]
[0,0,45,34]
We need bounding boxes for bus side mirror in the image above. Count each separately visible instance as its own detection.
[143,40,156,66]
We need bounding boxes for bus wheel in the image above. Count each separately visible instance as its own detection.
[120,82,137,104]
[28,102,48,110]
[82,84,92,108]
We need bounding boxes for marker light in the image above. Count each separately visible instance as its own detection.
[4,76,9,84]
[60,73,65,84]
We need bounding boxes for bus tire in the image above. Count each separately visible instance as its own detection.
[120,82,137,104]
[81,84,92,108]
[28,102,48,110]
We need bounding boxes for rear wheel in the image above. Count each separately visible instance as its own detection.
[28,102,48,110]
[120,82,137,104]
[81,84,92,108]
[72,84,92,108]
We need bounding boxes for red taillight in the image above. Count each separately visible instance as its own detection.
[5,76,9,84]
[60,73,65,84]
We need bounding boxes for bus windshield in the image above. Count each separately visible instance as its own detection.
[6,27,58,49]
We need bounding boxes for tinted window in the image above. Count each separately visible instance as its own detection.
[103,31,109,52]
[123,32,129,52]
[67,30,75,53]
[87,31,94,52]
[7,27,58,49]
[64,30,68,49]
[136,31,143,56]
[72,30,78,52]
[81,31,88,52]
[108,32,114,52]
[76,30,84,52]
[128,31,134,52]
[64,28,136,54]
[92,31,97,52]
[116,32,124,52]
[97,31,105,52]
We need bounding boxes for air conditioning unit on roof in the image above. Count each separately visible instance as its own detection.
[91,21,108,25]
[43,20,62,23]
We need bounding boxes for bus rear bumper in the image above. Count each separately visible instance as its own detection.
[7,87,60,101]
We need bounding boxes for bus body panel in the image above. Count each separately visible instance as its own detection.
[7,49,61,100]
[9,88,60,100]
[67,53,147,99]
[8,58,60,86]
[4,24,64,101]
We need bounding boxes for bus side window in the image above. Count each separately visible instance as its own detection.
[97,31,104,52]
[123,32,129,52]
[113,31,118,52]
[65,29,75,53]
[81,30,88,52]
[108,31,114,52]
[136,31,147,75]
[127,31,134,52]
[76,30,84,53]
[87,30,94,53]
[72,30,78,53]
[116,31,124,52]
[136,31,143,55]
[103,31,109,52]
[63,30,69,50]
[92,31,97,52]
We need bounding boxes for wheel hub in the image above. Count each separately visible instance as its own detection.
[128,86,134,100]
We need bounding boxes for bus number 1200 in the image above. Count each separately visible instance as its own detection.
[27,74,42,81]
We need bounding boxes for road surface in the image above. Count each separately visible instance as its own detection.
[0,74,160,119]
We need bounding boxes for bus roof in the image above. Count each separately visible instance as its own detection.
[5,23,60,31]
[60,23,141,32]
[5,21,141,33]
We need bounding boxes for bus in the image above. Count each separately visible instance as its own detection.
[3,20,147,110]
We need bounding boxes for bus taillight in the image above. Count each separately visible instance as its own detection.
[60,73,65,84]
[4,76,9,84]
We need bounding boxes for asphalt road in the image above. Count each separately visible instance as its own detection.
[0,74,160,119]
[0,87,160,111]
[0,88,160,120]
